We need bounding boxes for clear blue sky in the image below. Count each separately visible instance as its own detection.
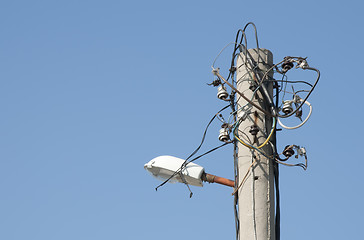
[0,1,363,239]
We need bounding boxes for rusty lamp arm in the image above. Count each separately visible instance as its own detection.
[201,172,235,188]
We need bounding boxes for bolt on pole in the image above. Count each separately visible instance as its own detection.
[235,48,275,240]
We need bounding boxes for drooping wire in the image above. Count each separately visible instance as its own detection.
[272,79,313,88]
[155,105,232,193]
[242,22,260,65]
[212,42,237,69]
[188,142,230,163]
[262,59,321,119]
[154,142,231,194]
[185,105,231,161]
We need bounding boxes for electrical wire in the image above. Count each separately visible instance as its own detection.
[233,117,276,150]
[231,158,257,195]
[259,59,285,86]
[241,55,320,119]
[214,69,274,117]
[155,105,232,192]
[217,29,248,84]
[271,136,280,240]
[274,66,320,119]
[188,142,230,163]
[229,22,261,85]
[271,79,313,88]
[230,94,240,240]
[274,157,307,170]
[280,74,289,109]
[268,143,308,170]
[212,42,237,69]
[273,82,281,240]
[242,22,260,65]
[231,45,279,117]
[155,141,231,192]
[251,159,258,240]
[185,105,231,161]
[277,100,312,129]
[228,84,261,125]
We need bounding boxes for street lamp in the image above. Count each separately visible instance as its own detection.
[144,155,234,188]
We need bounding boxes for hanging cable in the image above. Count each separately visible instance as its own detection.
[261,59,320,119]
[242,22,260,65]
[278,66,320,119]
[155,141,231,192]
[274,157,307,170]
[185,105,231,161]
[155,105,232,192]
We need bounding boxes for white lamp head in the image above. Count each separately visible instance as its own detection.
[144,155,205,187]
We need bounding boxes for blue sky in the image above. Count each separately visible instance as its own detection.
[0,0,363,239]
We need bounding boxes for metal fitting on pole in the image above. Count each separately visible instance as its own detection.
[201,172,235,188]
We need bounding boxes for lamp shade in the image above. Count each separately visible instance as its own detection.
[144,155,204,187]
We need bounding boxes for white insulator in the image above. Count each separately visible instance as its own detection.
[282,100,293,114]
[217,85,229,100]
[218,127,230,142]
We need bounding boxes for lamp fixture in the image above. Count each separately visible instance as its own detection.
[144,155,234,188]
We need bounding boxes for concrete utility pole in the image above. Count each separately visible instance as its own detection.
[236,49,275,240]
